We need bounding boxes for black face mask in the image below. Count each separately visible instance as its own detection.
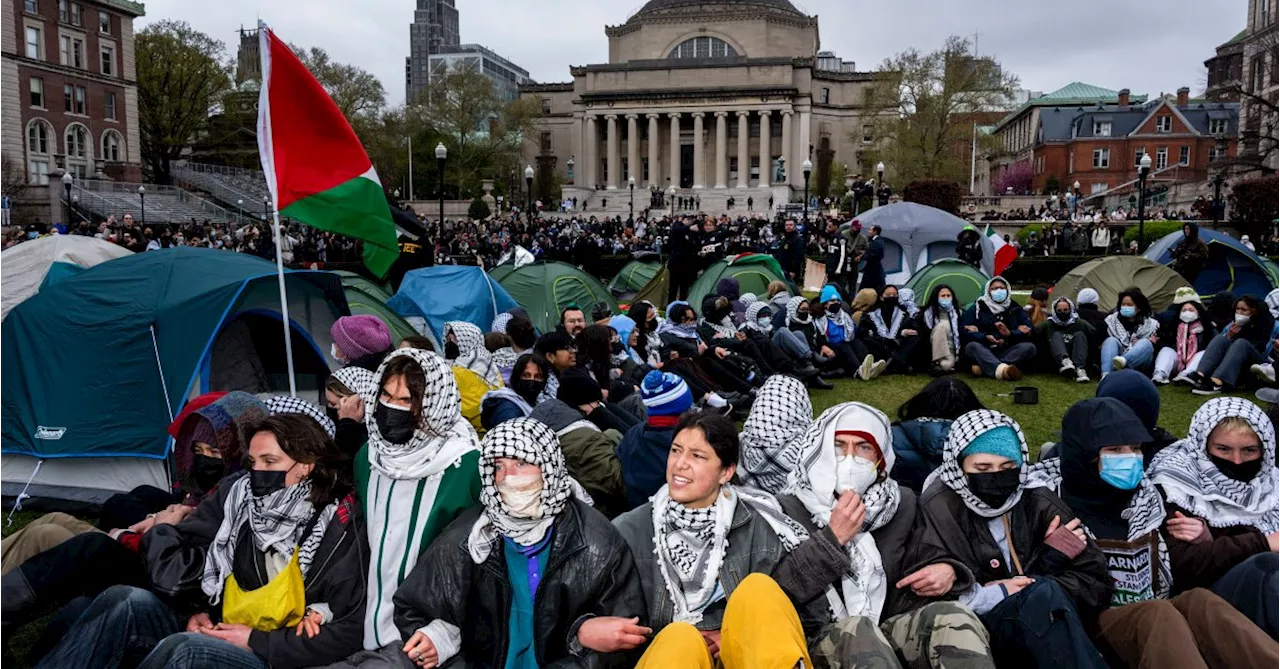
[1211,454,1264,483]
[191,454,225,492]
[374,401,417,444]
[1055,311,1071,321]
[325,406,340,422]
[611,341,624,354]
[443,341,461,360]
[882,297,899,309]
[967,469,1022,508]
[827,303,842,315]
[512,378,547,405]
[249,469,288,498]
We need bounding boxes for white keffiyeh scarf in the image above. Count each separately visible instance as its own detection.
[265,396,336,439]
[446,321,503,387]
[929,410,1029,518]
[1104,313,1159,352]
[868,305,905,339]
[739,375,812,493]
[366,348,480,480]
[741,302,773,333]
[923,306,960,353]
[332,366,377,403]
[701,315,739,340]
[977,277,1012,316]
[785,295,811,327]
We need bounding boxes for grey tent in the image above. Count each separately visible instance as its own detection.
[851,203,995,285]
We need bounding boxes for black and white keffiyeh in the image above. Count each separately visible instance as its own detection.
[819,305,857,335]
[1048,297,1078,327]
[786,402,900,622]
[656,318,700,340]
[741,302,773,333]
[466,418,592,563]
[200,475,334,603]
[1267,288,1279,319]
[701,314,739,340]
[491,312,513,334]
[332,366,377,403]
[976,277,1012,316]
[785,295,811,326]
[651,483,807,624]
[366,348,480,480]
[933,409,1030,518]
[446,321,502,387]
[1104,313,1159,352]
[739,375,812,493]
[868,305,905,339]
[897,288,921,318]
[1148,398,1278,533]
[266,396,336,439]
[923,306,960,352]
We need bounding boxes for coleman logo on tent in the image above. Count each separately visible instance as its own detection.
[34,426,66,440]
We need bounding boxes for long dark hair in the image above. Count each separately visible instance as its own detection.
[509,353,550,387]
[1115,287,1152,321]
[630,302,655,358]
[241,414,352,507]
[379,355,428,428]
[576,324,615,389]
[925,283,956,322]
[897,377,985,422]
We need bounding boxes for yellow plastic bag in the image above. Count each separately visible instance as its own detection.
[221,548,307,632]
[452,367,499,433]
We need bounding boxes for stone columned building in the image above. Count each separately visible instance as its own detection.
[522,0,885,214]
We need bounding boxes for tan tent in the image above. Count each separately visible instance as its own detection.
[1053,256,1191,311]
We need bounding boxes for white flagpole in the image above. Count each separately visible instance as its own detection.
[272,209,297,397]
[257,21,296,397]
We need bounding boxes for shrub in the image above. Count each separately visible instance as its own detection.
[468,197,491,221]
[1016,223,1045,243]
[1122,220,1184,247]
[902,179,963,215]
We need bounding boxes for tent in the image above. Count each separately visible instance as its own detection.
[851,202,996,285]
[688,253,789,311]
[904,259,991,309]
[1053,256,1191,312]
[489,261,618,333]
[609,260,661,299]
[630,266,670,311]
[2,248,348,503]
[1,235,132,320]
[1143,228,1278,298]
[388,266,518,340]
[334,269,394,303]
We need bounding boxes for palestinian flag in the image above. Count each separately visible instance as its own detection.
[256,22,398,277]
[983,223,1017,277]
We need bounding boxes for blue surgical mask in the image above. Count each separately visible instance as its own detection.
[938,298,953,311]
[1099,453,1144,490]
[990,289,1009,303]
[1119,305,1137,318]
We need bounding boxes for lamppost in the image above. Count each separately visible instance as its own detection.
[435,143,447,226]
[668,186,676,217]
[628,175,636,223]
[876,162,885,208]
[236,198,243,226]
[61,172,72,224]
[524,165,534,223]
[844,173,854,215]
[137,185,146,224]
[566,157,575,186]
[263,196,270,222]
[802,158,812,226]
[1210,172,1225,228]
[1072,180,1081,217]
[1137,152,1152,252]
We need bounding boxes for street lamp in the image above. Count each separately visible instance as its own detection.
[876,162,885,208]
[236,198,243,226]
[263,196,270,222]
[137,185,146,224]
[628,175,636,223]
[668,186,676,217]
[1210,172,1225,228]
[524,165,534,223]
[566,157,575,186]
[1137,152,1152,252]
[435,143,447,226]
[1072,180,1081,217]
[802,158,813,225]
[61,172,73,224]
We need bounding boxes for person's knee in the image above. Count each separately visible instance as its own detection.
[646,621,706,654]
[100,584,162,612]
[1018,579,1073,608]
[22,524,77,550]
[732,572,785,602]
[1243,551,1280,574]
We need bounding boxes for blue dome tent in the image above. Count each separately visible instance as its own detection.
[1144,227,1278,298]
[388,266,519,341]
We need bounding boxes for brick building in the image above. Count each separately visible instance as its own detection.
[2,0,144,220]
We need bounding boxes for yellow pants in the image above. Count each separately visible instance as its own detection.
[1,512,100,575]
[637,573,813,669]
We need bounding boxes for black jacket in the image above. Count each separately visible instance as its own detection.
[394,499,646,668]
[775,230,806,279]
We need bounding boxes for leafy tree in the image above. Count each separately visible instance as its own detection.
[903,179,963,214]
[468,197,491,220]
[1228,175,1279,240]
[136,20,232,184]
[993,160,1033,195]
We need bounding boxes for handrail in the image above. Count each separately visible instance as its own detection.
[172,163,262,211]
[76,180,234,220]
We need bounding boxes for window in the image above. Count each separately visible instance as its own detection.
[1133,146,1146,167]
[27,122,49,154]
[29,77,43,107]
[73,85,85,114]
[1092,121,1112,137]
[540,97,550,114]
[1251,57,1265,92]
[104,91,116,119]
[820,87,830,104]
[24,0,38,13]
[862,124,873,144]
[101,131,121,162]
[69,1,80,25]
[1209,118,1229,134]
[1211,141,1228,161]
[60,34,69,64]
[28,159,50,185]
[25,26,41,59]
[1092,148,1110,169]
[1179,146,1190,165]
[98,10,109,33]
[100,43,113,75]
[65,125,87,158]
[1155,116,1171,133]
[63,83,73,111]
[1156,147,1168,169]
[668,36,737,59]
[72,37,83,68]
[57,0,65,21]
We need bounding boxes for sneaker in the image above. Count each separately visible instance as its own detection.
[1252,364,1278,384]
[1112,356,1128,371]
[996,363,1023,381]
[867,360,888,380]
[1058,358,1076,375]
[1152,372,1170,385]
[1076,368,1090,383]
[1192,379,1224,396]
[858,355,874,381]
[1175,372,1203,387]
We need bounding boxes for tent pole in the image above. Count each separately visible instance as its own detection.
[150,325,175,423]
[272,210,298,397]
[7,460,43,526]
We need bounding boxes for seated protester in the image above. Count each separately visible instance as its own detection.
[36,414,366,669]
[504,315,537,361]
[1101,288,1160,376]
[740,302,830,389]
[766,279,793,329]
[398,335,435,352]
[1204,291,1238,333]
[480,354,550,431]
[614,412,824,668]
[777,402,994,668]
[608,314,646,385]
[331,315,394,372]
[921,284,961,374]
[1096,370,1180,464]
[560,305,588,338]
[786,295,883,382]
[960,277,1037,381]
[1147,398,1279,639]
[627,302,665,369]
[530,369,628,518]
[737,375,813,494]
[485,332,517,384]
[1190,295,1275,395]
[1025,287,1051,328]
[890,377,986,493]
[699,294,778,377]
[856,284,919,376]
[1025,398,1279,668]
[393,418,647,668]
[848,288,879,326]
[817,285,881,380]
[716,277,748,327]
[658,303,755,403]
[565,364,641,435]
[1037,297,1094,383]
[1154,298,1212,386]
[577,323,622,393]
[534,331,577,404]
[1248,288,1278,385]
[916,410,1113,669]
[618,371,696,510]
[444,321,504,432]
[1074,288,1108,339]
[641,302,739,413]
[325,367,376,457]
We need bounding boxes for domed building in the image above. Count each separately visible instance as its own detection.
[521,0,886,214]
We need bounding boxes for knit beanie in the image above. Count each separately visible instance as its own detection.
[819,284,842,303]
[640,370,693,417]
[331,315,392,360]
[1076,288,1099,306]
[557,367,603,406]
[960,425,1024,466]
[1172,287,1201,306]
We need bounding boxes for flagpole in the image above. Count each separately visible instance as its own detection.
[271,208,297,397]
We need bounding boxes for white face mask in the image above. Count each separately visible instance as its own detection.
[835,454,879,496]
[1180,310,1199,323]
[756,317,773,332]
[330,342,347,363]
[1235,313,1252,325]
[497,472,544,518]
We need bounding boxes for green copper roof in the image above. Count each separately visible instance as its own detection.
[1041,82,1122,99]
[992,82,1149,132]
[1220,29,1249,48]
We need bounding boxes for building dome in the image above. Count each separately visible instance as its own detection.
[630,0,807,20]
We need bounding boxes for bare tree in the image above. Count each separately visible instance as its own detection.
[1218,30,1278,177]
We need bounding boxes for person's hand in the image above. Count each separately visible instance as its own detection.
[576,616,652,652]
[1228,324,1242,337]
[964,325,979,333]
[714,347,729,359]
[204,623,253,649]
[995,322,1011,337]
[828,490,867,545]
[987,576,1035,596]
[902,328,918,337]
[402,631,438,668]
[128,516,158,534]
[1269,532,1279,553]
[1045,515,1087,544]
[696,341,708,355]
[985,335,1000,345]
[186,612,214,633]
[154,504,195,526]
[896,563,956,597]
[295,609,326,638]
[1165,511,1210,543]
[701,629,722,659]
[735,331,747,341]
[668,350,679,361]
[820,346,835,358]
[1148,335,1160,345]
[337,393,365,421]
[1017,325,1032,335]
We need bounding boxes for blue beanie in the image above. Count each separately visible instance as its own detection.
[640,370,693,417]
[819,285,842,303]
[960,426,1023,466]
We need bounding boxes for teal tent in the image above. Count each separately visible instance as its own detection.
[2,248,349,503]
[389,266,519,341]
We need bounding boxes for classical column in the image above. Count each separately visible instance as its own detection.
[669,113,681,188]
[626,114,640,186]
[647,114,660,189]
[758,110,772,186]
[780,110,793,187]
[796,108,812,189]
[736,111,750,189]
[692,112,705,189]
[585,115,597,188]
[714,111,728,189]
[605,114,619,190]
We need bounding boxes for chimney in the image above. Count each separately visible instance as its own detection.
[1176,86,1190,107]
[1117,88,1130,108]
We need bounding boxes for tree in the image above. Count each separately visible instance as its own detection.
[468,197,491,220]
[859,36,1019,186]
[136,20,232,184]
[903,179,963,214]
[1228,175,1278,240]
[292,45,386,128]
[993,160,1032,195]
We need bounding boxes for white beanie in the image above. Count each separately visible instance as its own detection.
[1076,288,1100,306]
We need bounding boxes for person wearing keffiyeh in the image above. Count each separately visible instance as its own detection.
[921,283,961,374]
[1152,291,1211,385]
[443,320,503,431]
[1036,296,1095,383]
[325,366,377,456]
[1025,398,1279,667]
[959,277,1037,381]
[737,302,830,389]
[855,284,919,376]
[1101,288,1160,376]
[737,375,813,494]
[393,418,646,669]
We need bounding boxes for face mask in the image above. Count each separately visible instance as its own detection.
[374,400,417,444]
[330,342,347,363]
[249,467,290,498]
[1235,313,1251,325]
[1055,310,1071,322]
[325,406,340,422]
[882,297,898,309]
[1210,454,1263,483]
[1180,310,1199,323]
[191,454,225,492]
[1099,453,1144,490]
[990,289,1009,303]
[938,298,953,311]
[512,378,546,405]
[966,468,1021,508]
[827,303,842,315]
[796,311,811,323]
[756,317,773,331]
[497,472,544,518]
[835,454,879,496]
[1119,305,1137,318]
[610,340,624,355]
[444,340,461,359]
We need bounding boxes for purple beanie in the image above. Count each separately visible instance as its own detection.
[331,315,392,360]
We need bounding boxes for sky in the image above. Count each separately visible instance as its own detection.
[137,0,1245,106]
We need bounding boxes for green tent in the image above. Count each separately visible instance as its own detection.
[490,261,619,333]
[630,266,671,311]
[688,253,788,312]
[904,259,990,310]
[342,284,430,346]
[333,269,394,303]
[1054,256,1191,312]
[609,260,661,298]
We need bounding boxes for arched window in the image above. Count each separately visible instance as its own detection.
[27,121,50,154]
[101,130,123,162]
[669,36,738,59]
[66,125,88,158]
[26,120,54,184]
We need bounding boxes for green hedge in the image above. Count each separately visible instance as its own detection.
[1016,223,1045,243]
[1122,220,1184,246]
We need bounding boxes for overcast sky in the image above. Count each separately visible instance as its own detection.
[138,0,1244,106]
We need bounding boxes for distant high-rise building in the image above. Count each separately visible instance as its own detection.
[429,45,531,104]
[406,0,460,103]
